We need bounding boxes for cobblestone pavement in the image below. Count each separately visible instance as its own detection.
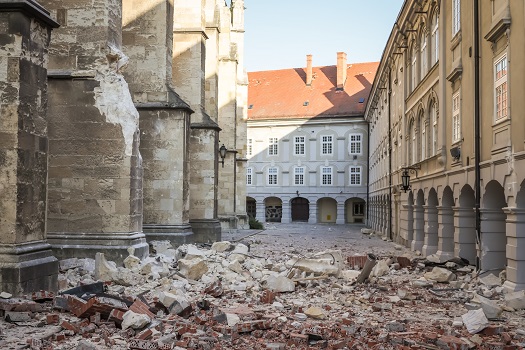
[223,222,416,260]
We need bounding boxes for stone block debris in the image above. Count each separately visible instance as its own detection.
[0,231,524,349]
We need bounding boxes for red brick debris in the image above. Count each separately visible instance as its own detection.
[0,282,524,350]
[1,241,525,350]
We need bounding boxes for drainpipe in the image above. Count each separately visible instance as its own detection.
[474,0,481,269]
[367,121,370,226]
[388,69,393,241]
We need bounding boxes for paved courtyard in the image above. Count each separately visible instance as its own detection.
[223,222,416,261]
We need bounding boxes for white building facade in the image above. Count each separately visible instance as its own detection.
[246,56,377,224]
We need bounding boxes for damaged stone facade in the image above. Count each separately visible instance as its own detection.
[365,0,525,291]
[0,0,247,294]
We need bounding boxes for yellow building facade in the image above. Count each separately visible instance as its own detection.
[366,0,525,291]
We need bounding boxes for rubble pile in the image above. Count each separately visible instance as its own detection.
[1,232,525,349]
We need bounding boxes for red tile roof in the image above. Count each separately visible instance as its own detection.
[247,61,379,120]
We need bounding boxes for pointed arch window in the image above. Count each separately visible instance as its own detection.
[431,12,439,65]
[411,44,417,92]
[418,111,426,161]
[430,102,438,156]
[420,30,428,78]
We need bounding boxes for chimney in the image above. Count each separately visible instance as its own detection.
[306,54,313,86]
[337,52,347,90]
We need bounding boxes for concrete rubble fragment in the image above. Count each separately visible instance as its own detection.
[0,231,524,349]
[424,266,457,282]
[462,308,490,334]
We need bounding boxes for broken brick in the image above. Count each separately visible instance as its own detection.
[46,313,59,324]
[129,338,159,349]
[32,290,54,301]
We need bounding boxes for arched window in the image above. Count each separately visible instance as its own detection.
[408,118,416,165]
[431,12,439,66]
[410,43,417,92]
[420,29,428,78]
[430,102,438,156]
[418,111,426,161]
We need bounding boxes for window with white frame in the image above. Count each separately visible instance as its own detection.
[452,0,461,36]
[246,168,253,185]
[294,166,305,185]
[267,167,278,185]
[419,113,426,161]
[247,138,253,156]
[321,166,332,185]
[411,120,417,164]
[431,12,439,65]
[420,30,428,78]
[452,91,461,143]
[411,45,417,91]
[294,136,305,155]
[430,103,438,156]
[349,134,362,154]
[350,166,362,185]
[268,137,278,156]
[321,135,333,155]
[494,54,508,121]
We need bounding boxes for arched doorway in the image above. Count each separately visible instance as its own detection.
[481,181,507,271]
[456,185,476,264]
[291,197,309,222]
[246,197,256,219]
[345,197,366,223]
[317,197,337,223]
[265,197,282,222]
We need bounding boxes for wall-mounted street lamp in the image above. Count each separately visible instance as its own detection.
[219,144,227,167]
[296,190,300,197]
[400,166,420,193]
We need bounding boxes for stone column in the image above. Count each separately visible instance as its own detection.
[42,0,148,263]
[281,200,291,224]
[453,206,477,265]
[255,200,266,223]
[308,201,318,224]
[436,206,455,261]
[400,203,413,248]
[172,0,221,243]
[422,205,438,256]
[411,204,425,252]
[336,201,345,224]
[121,0,194,246]
[0,0,59,294]
[503,208,525,291]
[479,208,507,271]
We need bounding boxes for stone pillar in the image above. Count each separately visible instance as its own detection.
[281,200,291,224]
[400,203,413,248]
[479,208,507,271]
[336,201,345,224]
[503,208,525,291]
[121,0,194,246]
[255,200,266,223]
[308,201,317,224]
[435,206,455,261]
[453,206,477,265]
[422,205,438,256]
[172,0,221,243]
[0,0,59,295]
[42,0,148,263]
[411,205,425,252]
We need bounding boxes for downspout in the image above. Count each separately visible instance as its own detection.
[367,121,370,226]
[388,69,393,240]
[474,0,481,269]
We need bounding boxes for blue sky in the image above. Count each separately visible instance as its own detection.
[243,0,405,72]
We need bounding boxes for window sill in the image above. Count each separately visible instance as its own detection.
[492,116,510,128]
[450,31,462,51]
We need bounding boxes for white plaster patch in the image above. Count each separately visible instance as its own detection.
[93,68,139,156]
[0,57,7,81]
